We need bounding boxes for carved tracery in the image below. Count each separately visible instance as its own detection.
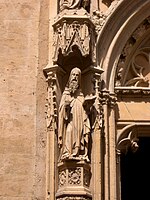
[117,124,139,154]
[115,17,150,88]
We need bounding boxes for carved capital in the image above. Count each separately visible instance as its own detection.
[101,91,117,108]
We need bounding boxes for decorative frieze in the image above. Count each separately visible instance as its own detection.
[115,87,150,96]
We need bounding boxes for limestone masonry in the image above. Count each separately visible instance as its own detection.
[0,0,150,200]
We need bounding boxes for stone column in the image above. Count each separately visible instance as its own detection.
[101,91,117,200]
[102,91,110,200]
[108,94,117,200]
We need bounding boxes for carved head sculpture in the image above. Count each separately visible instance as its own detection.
[68,67,81,94]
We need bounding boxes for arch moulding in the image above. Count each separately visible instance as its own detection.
[96,0,150,92]
[96,1,150,200]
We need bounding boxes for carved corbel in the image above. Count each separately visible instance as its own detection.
[101,90,117,108]
[117,124,139,154]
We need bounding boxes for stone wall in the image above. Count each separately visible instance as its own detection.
[0,0,48,199]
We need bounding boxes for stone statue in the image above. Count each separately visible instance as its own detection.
[59,0,90,12]
[58,67,95,162]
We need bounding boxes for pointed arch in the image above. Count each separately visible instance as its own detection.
[96,0,150,92]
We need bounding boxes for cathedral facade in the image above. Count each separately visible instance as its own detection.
[1,0,150,200]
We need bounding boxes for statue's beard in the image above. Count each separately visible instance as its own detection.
[69,80,79,94]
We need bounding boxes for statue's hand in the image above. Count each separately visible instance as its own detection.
[64,100,70,107]
[64,100,71,120]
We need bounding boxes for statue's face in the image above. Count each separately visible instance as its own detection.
[70,70,80,83]
[69,68,81,93]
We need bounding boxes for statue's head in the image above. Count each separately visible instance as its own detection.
[68,67,81,94]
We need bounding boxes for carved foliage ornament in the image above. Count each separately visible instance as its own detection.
[68,168,81,185]
[45,71,57,130]
[91,0,121,34]
[59,170,67,187]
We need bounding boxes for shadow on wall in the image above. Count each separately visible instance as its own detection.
[102,0,113,7]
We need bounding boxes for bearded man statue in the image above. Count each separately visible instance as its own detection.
[58,67,92,162]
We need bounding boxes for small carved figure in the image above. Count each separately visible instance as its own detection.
[58,67,95,162]
[59,0,90,12]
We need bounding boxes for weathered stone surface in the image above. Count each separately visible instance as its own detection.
[0,0,41,199]
[1,0,150,200]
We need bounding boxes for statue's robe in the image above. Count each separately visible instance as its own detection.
[58,88,90,160]
[60,0,81,10]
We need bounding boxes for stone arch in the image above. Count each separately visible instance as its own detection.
[96,1,150,199]
[96,0,150,91]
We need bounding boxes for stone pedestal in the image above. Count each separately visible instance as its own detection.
[56,160,92,200]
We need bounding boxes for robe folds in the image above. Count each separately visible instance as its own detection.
[60,0,81,10]
[58,88,90,159]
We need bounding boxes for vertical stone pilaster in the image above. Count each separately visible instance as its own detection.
[109,94,117,200]
[44,65,65,200]
[101,91,117,200]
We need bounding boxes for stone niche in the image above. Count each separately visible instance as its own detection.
[44,2,103,200]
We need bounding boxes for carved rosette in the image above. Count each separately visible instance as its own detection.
[68,168,81,185]
[52,14,96,64]
[56,161,92,200]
